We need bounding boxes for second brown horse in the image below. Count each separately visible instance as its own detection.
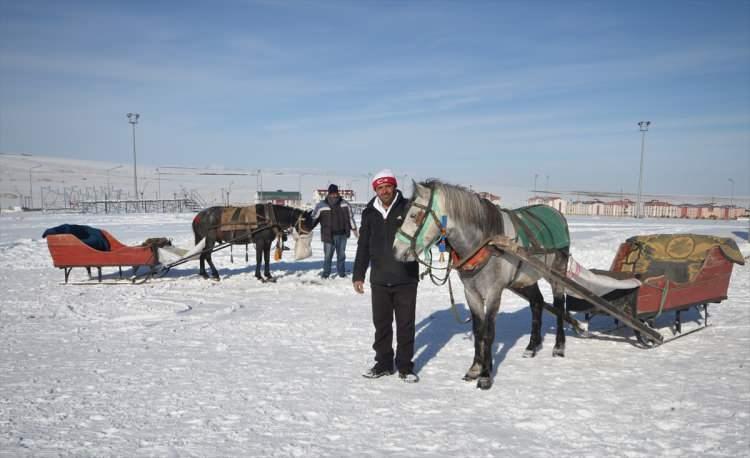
[192,204,313,281]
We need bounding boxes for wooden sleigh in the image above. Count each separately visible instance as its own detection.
[565,234,745,345]
[481,233,744,346]
[45,230,158,283]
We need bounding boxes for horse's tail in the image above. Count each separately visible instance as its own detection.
[192,212,203,245]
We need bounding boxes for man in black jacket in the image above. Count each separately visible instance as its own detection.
[312,184,356,278]
[353,169,420,383]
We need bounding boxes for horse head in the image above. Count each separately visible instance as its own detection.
[294,208,315,234]
[393,180,446,262]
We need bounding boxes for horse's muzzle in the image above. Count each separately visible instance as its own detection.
[392,243,415,262]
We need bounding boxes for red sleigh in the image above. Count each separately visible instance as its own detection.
[45,230,157,283]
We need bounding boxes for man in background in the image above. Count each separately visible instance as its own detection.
[312,184,356,278]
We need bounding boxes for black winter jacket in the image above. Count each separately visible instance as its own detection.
[312,197,354,243]
[353,191,419,286]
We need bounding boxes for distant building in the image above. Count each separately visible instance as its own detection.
[565,199,606,216]
[256,190,302,207]
[604,199,635,217]
[676,203,744,219]
[312,188,355,203]
[526,195,565,213]
[524,194,748,220]
[478,191,501,205]
[644,200,679,218]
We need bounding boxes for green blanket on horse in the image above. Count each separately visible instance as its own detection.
[510,204,570,252]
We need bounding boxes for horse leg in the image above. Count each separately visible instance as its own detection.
[199,236,214,279]
[552,253,569,357]
[463,309,483,381]
[263,239,272,279]
[462,288,485,381]
[205,237,220,280]
[476,307,499,390]
[519,283,544,358]
[552,290,566,357]
[255,240,263,280]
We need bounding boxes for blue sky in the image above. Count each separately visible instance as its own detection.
[1,0,748,205]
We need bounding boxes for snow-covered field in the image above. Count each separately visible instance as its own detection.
[1,212,748,457]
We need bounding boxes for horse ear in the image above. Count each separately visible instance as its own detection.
[414,181,429,198]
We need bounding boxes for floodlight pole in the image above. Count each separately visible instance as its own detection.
[127,113,140,200]
[728,178,734,207]
[636,121,650,218]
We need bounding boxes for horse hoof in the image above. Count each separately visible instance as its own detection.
[212,276,220,281]
[476,377,492,390]
[200,273,209,279]
[553,347,565,357]
[463,363,481,381]
[523,344,542,358]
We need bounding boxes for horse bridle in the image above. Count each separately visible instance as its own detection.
[396,187,447,269]
[293,210,312,236]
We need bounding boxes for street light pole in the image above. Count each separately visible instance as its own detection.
[728,178,735,207]
[127,113,140,200]
[636,121,650,218]
[534,173,538,193]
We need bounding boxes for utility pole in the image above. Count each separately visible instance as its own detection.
[127,113,140,200]
[636,121,651,218]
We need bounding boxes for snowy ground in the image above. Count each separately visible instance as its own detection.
[1,212,748,457]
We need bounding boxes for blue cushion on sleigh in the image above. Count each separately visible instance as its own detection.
[42,224,111,252]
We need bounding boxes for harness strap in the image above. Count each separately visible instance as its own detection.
[451,236,495,271]
[451,245,494,272]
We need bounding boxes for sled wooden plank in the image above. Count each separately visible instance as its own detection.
[489,236,664,345]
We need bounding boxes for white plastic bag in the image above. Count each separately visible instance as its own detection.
[292,229,313,261]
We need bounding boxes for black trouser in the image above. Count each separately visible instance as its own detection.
[371,283,418,373]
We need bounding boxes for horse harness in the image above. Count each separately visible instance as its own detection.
[219,204,285,262]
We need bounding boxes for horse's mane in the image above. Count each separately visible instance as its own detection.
[421,179,505,235]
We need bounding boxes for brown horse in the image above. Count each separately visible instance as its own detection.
[192,204,313,281]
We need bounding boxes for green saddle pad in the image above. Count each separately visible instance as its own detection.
[510,205,570,252]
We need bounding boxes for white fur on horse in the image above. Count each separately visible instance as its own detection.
[565,257,641,298]
[292,229,313,260]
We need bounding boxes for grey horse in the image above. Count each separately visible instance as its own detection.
[393,180,570,390]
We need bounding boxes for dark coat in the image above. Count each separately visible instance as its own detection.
[312,196,354,243]
[353,191,419,287]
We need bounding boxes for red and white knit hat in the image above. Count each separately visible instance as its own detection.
[372,169,397,190]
